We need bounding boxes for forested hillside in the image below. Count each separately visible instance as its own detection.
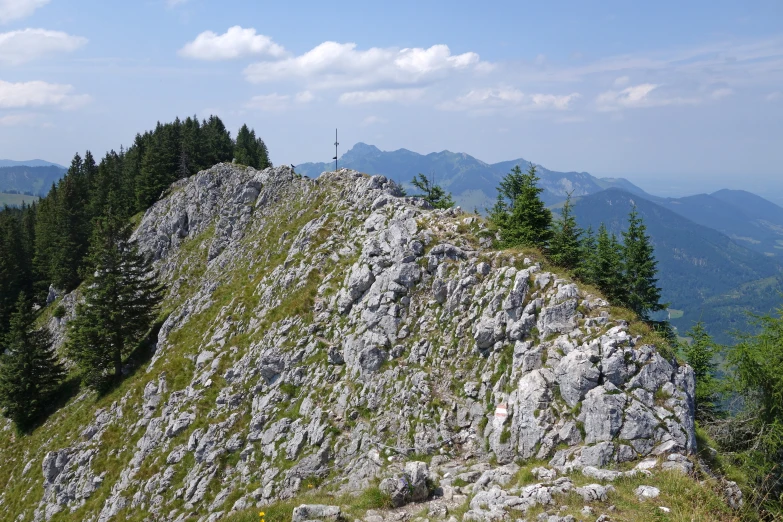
[0,116,270,339]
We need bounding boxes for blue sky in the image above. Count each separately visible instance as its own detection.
[1,0,782,198]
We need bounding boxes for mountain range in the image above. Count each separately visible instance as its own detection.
[0,164,67,197]
[296,142,654,210]
[299,144,783,341]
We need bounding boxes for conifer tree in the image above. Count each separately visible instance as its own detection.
[0,293,64,430]
[67,209,163,389]
[0,213,25,336]
[498,165,552,247]
[548,193,582,269]
[681,321,721,420]
[255,137,271,169]
[593,224,624,302]
[234,124,256,167]
[574,225,596,283]
[621,206,664,319]
[410,173,455,209]
[201,116,234,168]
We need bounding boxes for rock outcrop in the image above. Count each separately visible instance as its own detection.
[0,164,702,522]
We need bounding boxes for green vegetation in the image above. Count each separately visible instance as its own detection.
[66,209,163,390]
[0,293,64,431]
[410,173,455,209]
[0,192,39,207]
[548,192,582,270]
[490,164,553,247]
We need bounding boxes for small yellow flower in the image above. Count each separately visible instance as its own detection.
[308,484,313,488]
[259,512,265,517]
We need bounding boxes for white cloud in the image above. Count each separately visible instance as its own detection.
[245,90,313,111]
[0,80,91,110]
[179,26,285,61]
[710,88,733,100]
[295,90,314,103]
[166,0,188,6]
[765,91,781,102]
[0,0,49,24]
[0,112,36,126]
[0,29,87,65]
[613,76,630,87]
[595,83,699,111]
[244,42,488,89]
[339,88,424,105]
[438,86,580,112]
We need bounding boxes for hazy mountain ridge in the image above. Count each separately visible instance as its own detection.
[296,143,651,209]
[0,165,68,197]
[572,188,783,341]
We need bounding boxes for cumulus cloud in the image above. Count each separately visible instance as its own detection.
[0,80,91,110]
[339,88,424,105]
[0,0,49,24]
[245,91,314,111]
[438,87,580,112]
[179,26,285,61]
[0,29,87,65]
[243,42,488,89]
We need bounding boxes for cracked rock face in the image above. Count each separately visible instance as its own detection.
[2,165,697,522]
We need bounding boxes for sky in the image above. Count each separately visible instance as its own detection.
[0,0,782,199]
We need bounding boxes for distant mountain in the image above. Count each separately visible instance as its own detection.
[0,159,65,168]
[572,188,783,342]
[625,190,783,259]
[296,142,650,210]
[0,165,67,197]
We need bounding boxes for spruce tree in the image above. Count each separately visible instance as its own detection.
[0,213,25,336]
[681,321,721,420]
[593,224,624,302]
[234,124,256,167]
[548,193,582,269]
[201,116,234,168]
[410,173,455,209]
[621,206,664,319]
[574,225,596,283]
[0,293,64,430]
[67,209,163,389]
[501,165,552,247]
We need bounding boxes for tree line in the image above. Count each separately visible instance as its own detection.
[0,116,271,430]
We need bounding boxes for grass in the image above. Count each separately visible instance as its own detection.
[223,486,391,522]
[0,192,39,207]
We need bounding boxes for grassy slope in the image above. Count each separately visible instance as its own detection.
[0,192,39,207]
[0,174,749,522]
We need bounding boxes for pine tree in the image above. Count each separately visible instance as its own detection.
[593,224,625,302]
[574,225,596,283]
[410,173,455,209]
[681,321,721,420]
[0,213,25,336]
[67,209,163,389]
[548,193,582,269]
[0,292,64,430]
[621,206,664,319]
[234,124,256,167]
[500,165,552,247]
[201,116,234,168]
[255,137,271,169]
[136,123,177,210]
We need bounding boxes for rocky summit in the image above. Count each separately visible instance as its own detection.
[0,164,733,521]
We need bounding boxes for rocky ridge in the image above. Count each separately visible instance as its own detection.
[0,164,726,522]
